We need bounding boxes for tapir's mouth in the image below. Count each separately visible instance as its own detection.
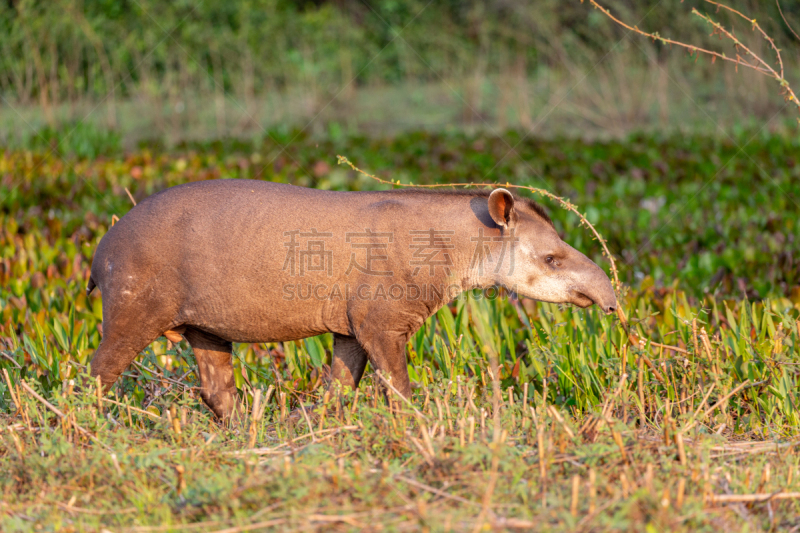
[571,291,595,309]
[572,290,617,314]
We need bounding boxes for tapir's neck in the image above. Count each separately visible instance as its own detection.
[466,228,520,291]
[444,226,513,297]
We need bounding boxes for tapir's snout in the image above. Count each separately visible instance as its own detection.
[571,288,616,314]
[593,290,618,315]
[601,299,617,315]
[569,255,617,315]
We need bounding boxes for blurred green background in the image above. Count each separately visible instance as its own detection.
[1,0,799,145]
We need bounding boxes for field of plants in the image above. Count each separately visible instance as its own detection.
[2,126,800,531]
[2,0,798,143]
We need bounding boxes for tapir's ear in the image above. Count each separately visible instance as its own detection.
[488,188,517,228]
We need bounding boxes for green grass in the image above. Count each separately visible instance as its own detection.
[2,129,800,531]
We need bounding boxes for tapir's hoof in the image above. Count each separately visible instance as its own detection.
[202,390,241,423]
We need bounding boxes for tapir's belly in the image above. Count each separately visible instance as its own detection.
[175,271,352,343]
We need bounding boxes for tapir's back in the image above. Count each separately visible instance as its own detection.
[89,179,474,343]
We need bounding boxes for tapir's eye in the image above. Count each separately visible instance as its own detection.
[545,255,555,265]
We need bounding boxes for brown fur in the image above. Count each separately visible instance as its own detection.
[87,180,615,419]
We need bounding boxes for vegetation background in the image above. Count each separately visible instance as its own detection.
[1,0,800,143]
[3,1,800,531]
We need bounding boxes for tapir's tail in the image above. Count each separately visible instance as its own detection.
[86,276,96,296]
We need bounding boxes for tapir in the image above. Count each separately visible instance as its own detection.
[86,179,616,419]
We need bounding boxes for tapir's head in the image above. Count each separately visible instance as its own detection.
[483,188,617,314]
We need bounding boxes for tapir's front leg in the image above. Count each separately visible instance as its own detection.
[357,327,413,398]
[330,334,369,391]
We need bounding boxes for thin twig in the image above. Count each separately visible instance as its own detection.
[132,360,195,389]
[296,396,317,442]
[209,519,287,533]
[55,502,136,515]
[704,1,783,79]
[102,397,162,421]
[336,155,680,377]
[629,336,668,383]
[124,187,137,206]
[1,350,22,368]
[683,380,752,433]
[709,491,800,503]
[225,425,359,456]
[123,521,224,532]
[776,1,800,44]
[336,155,621,290]
[547,405,576,439]
[586,0,800,110]
[3,368,20,409]
[647,340,689,355]
[374,370,429,422]
[395,474,482,508]
[19,380,112,451]
[585,0,769,73]
[683,383,716,430]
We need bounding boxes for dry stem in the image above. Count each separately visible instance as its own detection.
[585,0,800,111]
[19,380,111,451]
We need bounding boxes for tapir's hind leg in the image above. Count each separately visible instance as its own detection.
[183,328,239,421]
[89,307,167,392]
[330,334,368,392]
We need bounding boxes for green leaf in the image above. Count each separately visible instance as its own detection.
[304,337,325,368]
